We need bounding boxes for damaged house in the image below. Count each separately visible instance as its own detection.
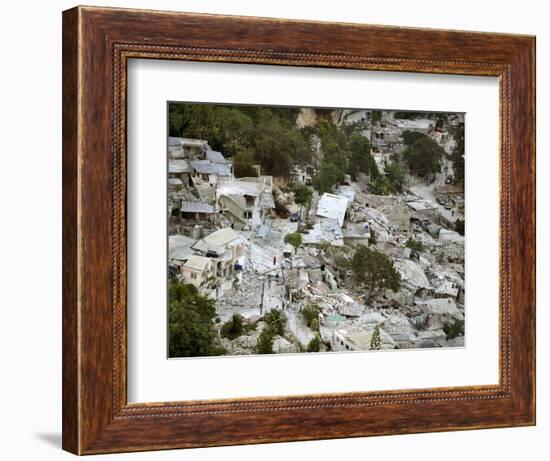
[168,137,210,160]
[216,177,275,230]
[181,255,217,292]
[192,227,246,289]
[190,159,232,183]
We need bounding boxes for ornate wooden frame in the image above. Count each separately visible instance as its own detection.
[62,5,536,455]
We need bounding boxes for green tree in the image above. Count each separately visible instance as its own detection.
[348,134,377,180]
[370,325,381,350]
[313,161,342,193]
[284,232,303,254]
[168,103,310,178]
[262,309,287,336]
[455,218,465,236]
[444,319,465,339]
[403,135,445,178]
[168,281,224,357]
[256,329,275,354]
[301,304,321,328]
[368,228,377,246]
[394,111,423,120]
[290,183,313,220]
[369,176,392,195]
[351,245,401,296]
[322,141,348,176]
[256,310,288,354]
[220,313,246,340]
[251,108,310,177]
[405,238,424,252]
[385,162,406,192]
[449,123,465,184]
[306,334,321,352]
[168,104,254,156]
[402,130,426,146]
[233,150,258,178]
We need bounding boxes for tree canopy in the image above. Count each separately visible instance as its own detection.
[402,134,445,178]
[385,162,405,192]
[284,232,303,253]
[290,183,313,219]
[290,183,313,208]
[449,123,465,184]
[232,150,258,178]
[168,281,224,357]
[348,133,378,180]
[169,103,310,178]
[351,245,401,296]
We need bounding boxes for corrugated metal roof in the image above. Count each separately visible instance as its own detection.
[180,201,215,214]
[169,159,191,173]
[205,150,228,164]
[317,193,349,227]
[190,160,231,176]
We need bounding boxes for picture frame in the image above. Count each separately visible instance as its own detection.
[62,5,535,455]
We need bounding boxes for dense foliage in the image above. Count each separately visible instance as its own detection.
[306,334,321,352]
[384,162,405,192]
[262,309,287,336]
[168,281,224,357]
[301,304,321,328]
[444,319,465,339]
[169,104,310,178]
[290,183,313,219]
[255,309,288,354]
[284,232,303,253]
[402,131,445,178]
[232,150,258,178]
[256,329,275,354]
[348,134,378,181]
[455,218,465,236]
[351,245,401,296]
[449,122,465,184]
[220,313,246,340]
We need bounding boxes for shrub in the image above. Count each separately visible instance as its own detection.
[405,238,424,252]
[256,329,274,354]
[301,304,320,328]
[444,319,465,339]
[169,281,223,358]
[455,218,465,236]
[284,232,303,253]
[220,313,246,340]
[306,334,321,353]
[262,310,287,336]
[369,228,377,245]
[370,325,381,350]
[351,245,401,296]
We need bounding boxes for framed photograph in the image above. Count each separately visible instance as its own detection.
[62,6,535,455]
